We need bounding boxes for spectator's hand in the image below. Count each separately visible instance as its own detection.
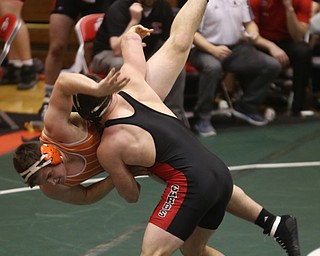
[269,45,289,67]
[282,0,295,13]
[282,0,293,9]
[129,2,143,23]
[97,68,130,96]
[212,45,232,60]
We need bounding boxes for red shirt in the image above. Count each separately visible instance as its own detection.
[250,0,311,41]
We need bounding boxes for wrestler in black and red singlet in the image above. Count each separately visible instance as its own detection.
[105,91,233,241]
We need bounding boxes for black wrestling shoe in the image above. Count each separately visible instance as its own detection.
[265,215,301,256]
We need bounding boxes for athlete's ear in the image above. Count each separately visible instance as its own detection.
[41,144,63,165]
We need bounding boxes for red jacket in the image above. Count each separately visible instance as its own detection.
[250,0,311,41]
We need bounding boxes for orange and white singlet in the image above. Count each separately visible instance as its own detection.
[40,122,104,186]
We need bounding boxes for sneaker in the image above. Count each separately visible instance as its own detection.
[194,119,216,137]
[33,58,44,74]
[0,64,21,85]
[17,65,38,90]
[265,215,301,256]
[38,96,50,120]
[232,108,268,126]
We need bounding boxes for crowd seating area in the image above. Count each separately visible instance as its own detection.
[1,0,318,126]
[21,0,178,70]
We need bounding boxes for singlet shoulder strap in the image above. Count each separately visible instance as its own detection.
[104,91,140,128]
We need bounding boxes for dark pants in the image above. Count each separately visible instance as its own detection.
[311,41,320,95]
[275,41,312,112]
[189,41,281,119]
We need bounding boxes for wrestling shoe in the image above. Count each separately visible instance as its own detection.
[265,215,301,256]
[194,119,216,137]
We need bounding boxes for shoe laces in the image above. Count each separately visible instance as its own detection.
[274,236,289,252]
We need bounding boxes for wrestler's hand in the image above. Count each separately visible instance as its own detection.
[97,68,130,95]
[128,24,154,40]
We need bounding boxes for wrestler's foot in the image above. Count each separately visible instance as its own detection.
[265,215,301,256]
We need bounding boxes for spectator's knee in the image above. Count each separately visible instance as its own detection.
[49,42,68,58]
[293,42,312,61]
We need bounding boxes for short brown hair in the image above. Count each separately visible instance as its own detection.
[12,141,43,188]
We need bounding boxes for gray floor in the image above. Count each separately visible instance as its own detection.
[1,121,320,255]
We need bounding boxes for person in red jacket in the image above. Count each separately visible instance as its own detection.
[250,0,312,115]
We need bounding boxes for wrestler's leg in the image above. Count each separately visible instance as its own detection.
[141,223,184,256]
[227,185,263,222]
[145,0,207,101]
[180,227,223,256]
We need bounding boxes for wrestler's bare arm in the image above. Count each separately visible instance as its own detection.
[44,70,129,142]
[97,133,142,203]
[39,176,114,205]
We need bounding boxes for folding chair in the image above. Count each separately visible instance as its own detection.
[73,13,104,74]
[0,13,22,130]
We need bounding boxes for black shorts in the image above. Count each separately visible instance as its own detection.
[51,0,114,21]
[149,161,233,241]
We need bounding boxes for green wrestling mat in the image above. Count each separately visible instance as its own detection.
[1,122,319,255]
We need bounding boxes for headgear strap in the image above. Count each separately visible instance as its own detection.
[20,144,63,182]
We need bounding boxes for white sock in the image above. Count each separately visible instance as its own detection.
[22,59,33,66]
[8,59,23,68]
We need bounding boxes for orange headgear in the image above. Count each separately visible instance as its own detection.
[20,144,63,182]
[40,144,63,165]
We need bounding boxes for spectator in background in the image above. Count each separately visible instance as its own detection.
[309,0,320,47]
[250,0,312,116]
[90,0,190,128]
[177,0,187,8]
[0,0,37,90]
[309,0,320,109]
[38,0,115,120]
[189,0,281,137]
